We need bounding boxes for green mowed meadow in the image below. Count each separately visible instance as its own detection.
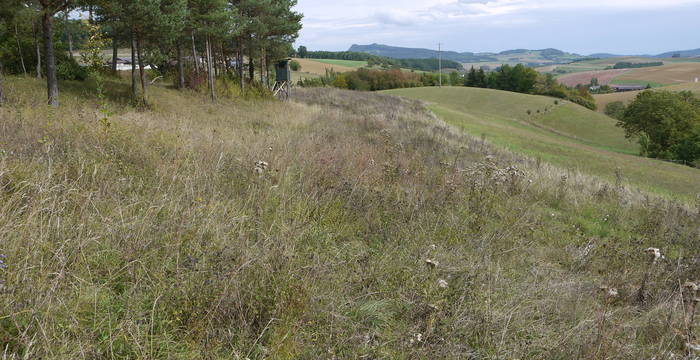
[384,87,700,200]
[313,59,368,68]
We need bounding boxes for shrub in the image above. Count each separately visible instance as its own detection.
[56,55,88,81]
[289,60,301,72]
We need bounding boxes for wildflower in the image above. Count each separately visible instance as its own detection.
[429,244,437,250]
[267,146,273,152]
[645,247,662,263]
[437,279,448,288]
[0,254,6,270]
[425,259,439,269]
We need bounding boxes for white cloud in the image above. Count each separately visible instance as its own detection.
[294,0,700,53]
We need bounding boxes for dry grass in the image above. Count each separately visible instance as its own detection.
[1,77,700,358]
[615,62,700,85]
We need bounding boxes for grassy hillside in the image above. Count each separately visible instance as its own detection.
[2,77,700,359]
[384,87,700,200]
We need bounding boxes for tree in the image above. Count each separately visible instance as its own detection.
[37,0,74,106]
[297,45,307,58]
[618,90,700,162]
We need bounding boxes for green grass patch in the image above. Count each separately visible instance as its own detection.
[609,79,668,88]
[313,59,368,68]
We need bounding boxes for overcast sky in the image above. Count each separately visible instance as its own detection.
[293,0,700,55]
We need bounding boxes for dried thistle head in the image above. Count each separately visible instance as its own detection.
[425,259,439,269]
[644,247,662,264]
[599,286,618,299]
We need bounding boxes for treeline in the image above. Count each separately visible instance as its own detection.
[298,68,460,91]
[464,64,597,110]
[300,50,463,71]
[0,0,303,107]
[613,62,663,69]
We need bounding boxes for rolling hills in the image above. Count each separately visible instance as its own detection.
[383,87,700,200]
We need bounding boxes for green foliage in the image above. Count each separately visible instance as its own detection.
[618,90,700,163]
[604,101,627,120]
[297,45,307,58]
[331,73,347,89]
[613,62,664,69]
[56,54,87,81]
[289,59,301,71]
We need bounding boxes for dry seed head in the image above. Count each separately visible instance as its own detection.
[645,247,662,263]
[425,259,439,269]
[684,281,699,293]
[599,286,618,298]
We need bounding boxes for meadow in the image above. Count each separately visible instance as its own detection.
[1,76,700,359]
[384,87,700,200]
[312,59,368,68]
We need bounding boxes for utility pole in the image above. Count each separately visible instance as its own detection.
[438,42,442,87]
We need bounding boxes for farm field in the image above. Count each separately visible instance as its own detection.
[613,62,700,85]
[593,81,700,112]
[291,58,357,75]
[557,69,630,87]
[312,59,367,68]
[384,87,700,200]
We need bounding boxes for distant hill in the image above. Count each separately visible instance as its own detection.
[348,44,585,65]
[654,48,700,58]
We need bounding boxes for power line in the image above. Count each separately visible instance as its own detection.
[438,42,442,87]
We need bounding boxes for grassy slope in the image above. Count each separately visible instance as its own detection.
[384,87,700,200]
[2,77,700,359]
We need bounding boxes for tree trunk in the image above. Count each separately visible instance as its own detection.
[0,62,5,106]
[34,21,41,79]
[191,31,199,74]
[130,32,137,98]
[237,39,244,91]
[248,56,254,84]
[205,36,216,103]
[15,24,27,76]
[260,47,266,86]
[65,12,73,58]
[42,12,59,107]
[176,44,185,90]
[112,37,118,72]
[136,35,147,103]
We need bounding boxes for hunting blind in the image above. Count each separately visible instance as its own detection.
[273,59,291,100]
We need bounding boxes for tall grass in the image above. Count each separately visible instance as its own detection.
[0,77,699,358]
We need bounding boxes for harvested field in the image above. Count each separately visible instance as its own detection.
[614,62,700,85]
[292,58,356,75]
[557,69,630,87]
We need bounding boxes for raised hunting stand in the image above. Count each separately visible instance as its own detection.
[273,58,291,100]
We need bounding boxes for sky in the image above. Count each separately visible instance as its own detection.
[293,0,700,55]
